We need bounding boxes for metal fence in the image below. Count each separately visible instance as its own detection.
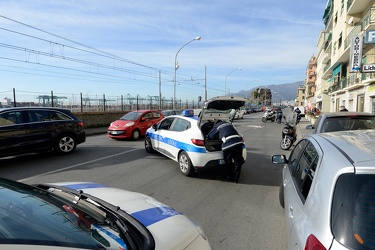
[0,89,204,112]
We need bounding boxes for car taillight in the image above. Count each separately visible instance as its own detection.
[304,234,326,250]
[191,138,205,146]
[78,122,84,127]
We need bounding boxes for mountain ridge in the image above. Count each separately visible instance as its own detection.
[233,80,304,102]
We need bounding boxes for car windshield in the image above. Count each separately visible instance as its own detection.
[0,179,127,249]
[331,174,375,250]
[322,116,375,132]
[161,110,172,116]
[120,112,142,121]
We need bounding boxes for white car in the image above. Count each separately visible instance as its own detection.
[145,96,248,176]
[0,178,211,250]
[234,109,245,119]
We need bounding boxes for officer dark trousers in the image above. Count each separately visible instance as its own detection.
[223,144,244,183]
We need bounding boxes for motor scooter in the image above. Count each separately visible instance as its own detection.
[280,115,298,150]
[261,111,275,123]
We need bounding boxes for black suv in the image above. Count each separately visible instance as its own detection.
[0,107,86,157]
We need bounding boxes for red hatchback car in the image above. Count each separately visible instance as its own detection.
[107,110,164,140]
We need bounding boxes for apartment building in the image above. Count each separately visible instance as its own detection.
[314,0,375,114]
[296,85,306,107]
[304,56,317,110]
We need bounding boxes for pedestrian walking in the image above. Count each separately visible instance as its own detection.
[276,108,283,124]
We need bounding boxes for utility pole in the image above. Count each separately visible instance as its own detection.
[204,66,207,101]
[159,71,161,110]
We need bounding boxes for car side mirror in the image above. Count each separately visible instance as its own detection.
[152,124,157,130]
[306,124,313,129]
[271,154,288,164]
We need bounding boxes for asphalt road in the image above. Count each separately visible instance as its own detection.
[0,109,306,250]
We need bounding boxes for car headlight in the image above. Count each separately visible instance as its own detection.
[124,122,134,127]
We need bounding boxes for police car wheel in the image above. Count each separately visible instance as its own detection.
[145,136,155,153]
[179,151,194,176]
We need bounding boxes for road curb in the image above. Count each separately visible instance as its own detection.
[85,127,107,136]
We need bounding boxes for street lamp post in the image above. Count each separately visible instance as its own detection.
[224,68,242,95]
[173,36,201,110]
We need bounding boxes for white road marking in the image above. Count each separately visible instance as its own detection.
[18,148,141,182]
[248,125,263,128]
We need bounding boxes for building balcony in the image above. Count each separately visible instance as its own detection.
[324,11,333,30]
[361,72,375,85]
[323,60,331,74]
[307,81,316,86]
[306,92,314,98]
[347,0,370,16]
[362,7,375,30]
[322,52,330,63]
[327,72,375,94]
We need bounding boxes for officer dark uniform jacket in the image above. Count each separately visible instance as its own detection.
[208,120,244,183]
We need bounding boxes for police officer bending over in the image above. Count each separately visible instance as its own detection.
[208,119,244,183]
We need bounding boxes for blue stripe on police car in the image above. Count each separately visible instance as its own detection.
[147,132,206,153]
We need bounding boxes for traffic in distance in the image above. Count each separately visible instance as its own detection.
[1,98,375,250]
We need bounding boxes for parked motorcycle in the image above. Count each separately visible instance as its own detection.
[261,111,276,123]
[280,115,298,150]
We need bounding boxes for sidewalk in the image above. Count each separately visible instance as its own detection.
[296,116,312,139]
[85,127,107,136]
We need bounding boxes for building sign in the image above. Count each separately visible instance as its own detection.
[365,30,375,43]
[350,36,363,72]
[363,64,375,72]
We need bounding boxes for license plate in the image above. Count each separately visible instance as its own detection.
[218,159,225,165]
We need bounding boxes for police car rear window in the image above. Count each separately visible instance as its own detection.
[171,118,190,132]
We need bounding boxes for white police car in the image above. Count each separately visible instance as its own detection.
[0,177,211,250]
[145,96,247,176]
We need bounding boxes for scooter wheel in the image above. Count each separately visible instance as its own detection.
[280,138,293,150]
[271,118,275,122]
[262,117,267,123]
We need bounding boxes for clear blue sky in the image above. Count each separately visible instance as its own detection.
[0,0,327,102]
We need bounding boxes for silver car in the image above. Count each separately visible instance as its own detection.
[272,130,375,250]
[306,112,375,133]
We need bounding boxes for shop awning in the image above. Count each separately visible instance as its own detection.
[333,64,342,76]
[322,0,332,20]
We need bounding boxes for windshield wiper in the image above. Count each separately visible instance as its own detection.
[35,184,137,249]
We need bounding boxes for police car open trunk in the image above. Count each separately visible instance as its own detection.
[198,96,247,152]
